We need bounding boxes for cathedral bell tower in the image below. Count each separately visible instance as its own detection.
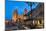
[12,9,18,22]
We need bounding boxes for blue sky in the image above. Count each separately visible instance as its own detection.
[5,1,31,20]
[5,0,39,20]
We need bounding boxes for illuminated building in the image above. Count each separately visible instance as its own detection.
[12,9,18,22]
